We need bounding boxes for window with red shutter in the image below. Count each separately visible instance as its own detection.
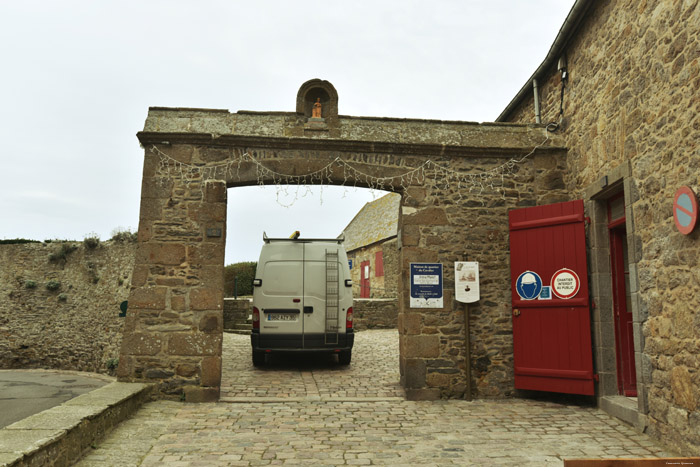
[375,251,384,277]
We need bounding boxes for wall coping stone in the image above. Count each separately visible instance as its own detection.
[0,382,154,466]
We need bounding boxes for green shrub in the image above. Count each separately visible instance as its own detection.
[46,280,61,291]
[110,227,137,243]
[224,261,257,297]
[0,238,40,245]
[106,358,119,371]
[58,293,68,301]
[25,280,37,289]
[83,233,100,249]
[48,243,78,263]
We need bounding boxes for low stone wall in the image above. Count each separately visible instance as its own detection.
[223,298,251,330]
[353,299,398,331]
[0,241,135,374]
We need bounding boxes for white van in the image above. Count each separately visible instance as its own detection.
[250,232,354,366]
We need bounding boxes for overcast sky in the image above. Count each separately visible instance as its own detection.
[0,1,575,264]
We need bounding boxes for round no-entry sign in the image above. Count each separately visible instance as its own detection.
[551,268,580,299]
[673,186,698,235]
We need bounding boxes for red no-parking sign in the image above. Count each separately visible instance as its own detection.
[551,268,580,299]
[674,186,698,235]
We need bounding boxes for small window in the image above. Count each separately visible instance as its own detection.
[608,192,625,224]
[375,251,384,277]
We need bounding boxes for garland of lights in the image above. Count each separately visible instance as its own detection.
[148,132,550,206]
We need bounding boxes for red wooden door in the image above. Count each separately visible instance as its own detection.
[360,260,370,298]
[610,226,637,396]
[509,200,595,395]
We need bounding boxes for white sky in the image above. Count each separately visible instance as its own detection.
[0,0,575,264]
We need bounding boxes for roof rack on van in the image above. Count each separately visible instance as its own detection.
[263,232,345,244]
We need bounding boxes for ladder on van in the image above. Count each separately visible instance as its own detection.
[324,249,340,345]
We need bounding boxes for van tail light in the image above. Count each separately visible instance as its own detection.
[252,307,260,330]
[346,307,353,329]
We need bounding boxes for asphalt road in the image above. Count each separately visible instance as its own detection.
[0,369,111,428]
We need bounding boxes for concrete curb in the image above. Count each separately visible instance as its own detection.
[0,382,154,467]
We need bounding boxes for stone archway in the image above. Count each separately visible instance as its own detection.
[118,79,566,402]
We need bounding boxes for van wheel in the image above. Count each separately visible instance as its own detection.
[338,350,351,365]
[252,351,265,367]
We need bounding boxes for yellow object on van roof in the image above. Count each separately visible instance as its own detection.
[289,231,301,239]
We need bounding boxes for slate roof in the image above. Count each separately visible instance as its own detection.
[342,193,401,252]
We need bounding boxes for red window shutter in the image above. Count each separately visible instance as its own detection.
[375,251,384,277]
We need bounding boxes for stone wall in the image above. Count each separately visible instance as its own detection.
[223,298,251,330]
[501,0,700,455]
[353,299,398,331]
[0,241,135,373]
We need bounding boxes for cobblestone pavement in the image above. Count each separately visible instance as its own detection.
[76,330,676,466]
[220,329,404,401]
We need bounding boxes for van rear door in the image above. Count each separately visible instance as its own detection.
[258,243,304,347]
[302,244,347,347]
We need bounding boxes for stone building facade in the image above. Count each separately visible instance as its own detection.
[117,79,568,403]
[498,0,700,455]
[343,192,401,299]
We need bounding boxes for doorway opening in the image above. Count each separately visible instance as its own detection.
[220,184,402,400]
[607,193,637,397]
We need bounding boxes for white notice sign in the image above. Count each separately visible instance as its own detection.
[551,268,581,299]
[455,261,480,303]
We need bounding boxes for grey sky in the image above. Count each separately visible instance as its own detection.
[0,1,575,264]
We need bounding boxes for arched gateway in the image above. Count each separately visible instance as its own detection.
[118,79,566,401]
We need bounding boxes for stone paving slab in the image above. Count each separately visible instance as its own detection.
[74,330,677,466]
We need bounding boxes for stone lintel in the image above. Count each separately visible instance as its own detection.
[136,132,564,158]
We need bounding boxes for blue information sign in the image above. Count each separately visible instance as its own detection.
[515,270,543,300]
[410,263,443,308]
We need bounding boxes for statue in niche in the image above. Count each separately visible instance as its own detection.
[312,98,322,118]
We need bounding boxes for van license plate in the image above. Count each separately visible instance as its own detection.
[267,314,298,322]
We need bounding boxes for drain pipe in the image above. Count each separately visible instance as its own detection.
[533,79,542,124]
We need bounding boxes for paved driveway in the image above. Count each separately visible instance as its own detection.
[76,330,675,466]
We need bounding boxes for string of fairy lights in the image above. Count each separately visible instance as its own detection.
[148,132,550,206]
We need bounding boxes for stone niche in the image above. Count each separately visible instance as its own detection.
[296,78,338,122]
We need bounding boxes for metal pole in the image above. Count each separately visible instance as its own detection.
[464,302,472,401]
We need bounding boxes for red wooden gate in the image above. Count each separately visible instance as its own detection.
[509,200,595,395]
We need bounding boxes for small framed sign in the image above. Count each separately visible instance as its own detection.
[455,261,480,303]
[410,263,443,308]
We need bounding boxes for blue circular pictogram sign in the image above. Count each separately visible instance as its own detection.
[515,271,543,300]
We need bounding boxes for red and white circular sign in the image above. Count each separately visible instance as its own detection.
[551,268,580,299]
[673,186,698,235]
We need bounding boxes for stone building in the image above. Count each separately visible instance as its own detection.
[342,192,400,299]
[498,0,700,456]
